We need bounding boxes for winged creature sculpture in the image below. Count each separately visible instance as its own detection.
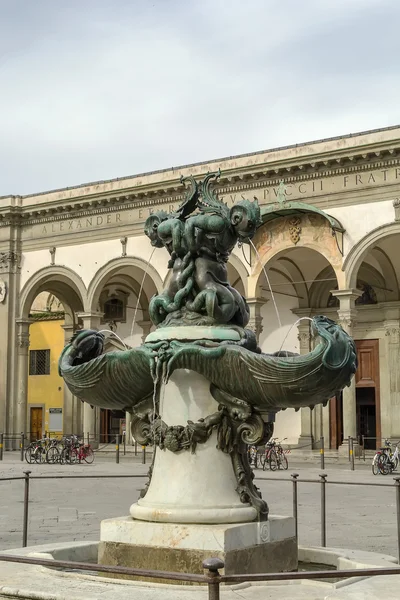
[59,171,356,519]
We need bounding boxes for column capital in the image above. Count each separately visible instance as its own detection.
[385,321,400,345]
[331,288,362,309]
[76,311,104,320]
[337,309,358,333]
[15,318,32,354]
[76,311,103,330]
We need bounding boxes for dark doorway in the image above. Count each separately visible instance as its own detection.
[356,388,376,449]
[100,408,125,442]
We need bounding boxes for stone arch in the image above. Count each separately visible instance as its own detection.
[87,256,163,314]
[343,222,400,290]
[19,265,87,320]
[248,215,344,297]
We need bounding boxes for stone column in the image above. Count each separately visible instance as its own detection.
[138,320,153,344]
[125,412,132,444]
[0,248,21,446]
[15,318,31,437]
[77,312,103,444]
[297,323,313,448]
[385,323,400,439]
[62,324,76,434]
[332,290,361,450]
[246,298,265,344]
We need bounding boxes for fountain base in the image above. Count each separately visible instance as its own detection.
[98,515,297,577]
[130,366,259,524]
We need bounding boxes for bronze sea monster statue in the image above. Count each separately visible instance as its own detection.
[59,171,357,522]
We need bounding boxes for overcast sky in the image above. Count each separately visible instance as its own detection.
[1,0,399,196]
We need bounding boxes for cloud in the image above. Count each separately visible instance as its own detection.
[0,0,399,195]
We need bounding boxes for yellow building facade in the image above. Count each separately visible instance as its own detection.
[27,317,65,440]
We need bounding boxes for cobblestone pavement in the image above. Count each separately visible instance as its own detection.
[0,452,397,557]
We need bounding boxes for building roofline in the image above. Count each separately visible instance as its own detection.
[2,123,400,200]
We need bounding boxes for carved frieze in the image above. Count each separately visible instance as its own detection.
[0,251,21,274]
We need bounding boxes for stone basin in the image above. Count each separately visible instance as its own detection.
[1,541,400,599]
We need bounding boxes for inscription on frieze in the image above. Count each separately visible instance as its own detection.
[23,166,400,240]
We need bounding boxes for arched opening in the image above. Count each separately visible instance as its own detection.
[87,258,161,442]
[17,267,87,440]
[343,227,400,448]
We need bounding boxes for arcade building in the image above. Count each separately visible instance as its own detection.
[1,125,400,451]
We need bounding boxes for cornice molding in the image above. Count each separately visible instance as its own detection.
[2,147,400,228]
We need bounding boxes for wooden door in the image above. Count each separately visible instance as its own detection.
[355,340,380,447]
[30,407,43,441]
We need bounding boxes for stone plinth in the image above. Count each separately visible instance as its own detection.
[130,366,257,524]
[99,516,297,577]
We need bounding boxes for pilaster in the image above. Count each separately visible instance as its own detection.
[15,318,32,436]
[385,322,400,438]
[246,298,265,344]
[332,289,362,448]
[61,324,80,435]
[76,313,103,443]
[297,322,313,448]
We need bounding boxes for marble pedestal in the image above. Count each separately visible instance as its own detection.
[130,366,257,524]
[99,516,297,576]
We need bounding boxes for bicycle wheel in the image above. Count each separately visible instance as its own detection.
[372,454,380,475]
[83,447,94,464]
[269,451,278,471]
[281,453,289,470]
[46,446,60,464]
[25,447,35,464]
[61,447,72,465]
[378,453,390,475]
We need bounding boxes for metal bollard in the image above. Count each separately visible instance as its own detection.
[350,437,355,471]
[348,435,351,461]
[135,440,138,456]
[87,432,90,446]
[22,470,31,547]
[0,433,3,461]
[123,432,126,456]
[203,557,224,600]
[320,473,327,547]
[116,434,120,464]
[362,435,365,461]
[320,436,325,470]
[142,445,146,464]
[20,433,24,462]
[291,473,299,542]
[394,477,400,564]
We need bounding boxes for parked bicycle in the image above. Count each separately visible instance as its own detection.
[24,434,94,465]
[261,438,289,471]
[372,440,399,475]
